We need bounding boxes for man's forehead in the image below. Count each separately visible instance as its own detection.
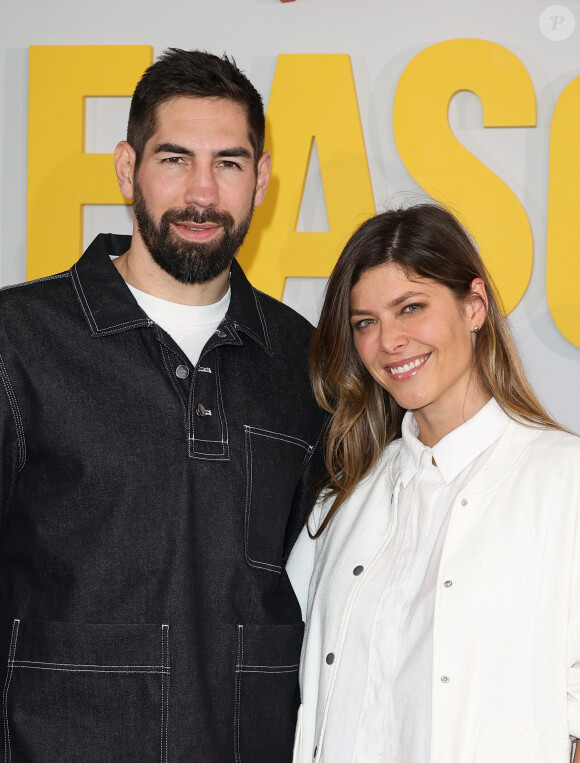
[151,96,252,144]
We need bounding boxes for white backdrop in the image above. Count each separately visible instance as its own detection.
[1,0,580,429]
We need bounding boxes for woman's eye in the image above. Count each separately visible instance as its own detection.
[353,318,374,330]
[402,303,422,313]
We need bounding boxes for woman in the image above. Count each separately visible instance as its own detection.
[288,204,580,763]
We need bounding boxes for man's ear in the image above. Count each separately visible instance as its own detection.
[466,277,489,330]
[114,141,137,201]
[253,151,272,208]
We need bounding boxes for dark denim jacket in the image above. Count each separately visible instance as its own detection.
[0,234,326,762]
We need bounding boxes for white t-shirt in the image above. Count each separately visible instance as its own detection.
[127,283,231,366]
[322,398,509,763]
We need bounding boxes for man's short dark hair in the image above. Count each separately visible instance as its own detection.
[127,48,266,169]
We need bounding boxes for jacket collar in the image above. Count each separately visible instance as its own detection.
[70,233,273,354]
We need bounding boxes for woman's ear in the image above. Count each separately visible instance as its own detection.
[465,278,488,331]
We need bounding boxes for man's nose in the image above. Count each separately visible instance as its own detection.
[183,164,219,209]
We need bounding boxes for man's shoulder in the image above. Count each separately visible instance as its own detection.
[252,288,315,337]
[0,271,71,309]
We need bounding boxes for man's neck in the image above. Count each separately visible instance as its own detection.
[112,240,231,306]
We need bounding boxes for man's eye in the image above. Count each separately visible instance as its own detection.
[218,160,241,170]
[162,156,185,164]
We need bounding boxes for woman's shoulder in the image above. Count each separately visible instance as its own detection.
[514,420,580,451]
[503,418,580,467]
[310,438,402,532]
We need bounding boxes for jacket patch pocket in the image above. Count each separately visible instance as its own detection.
[243,426,313,573]
[474,715,571,762]
[234,623,303,763]
[3,619,170,763]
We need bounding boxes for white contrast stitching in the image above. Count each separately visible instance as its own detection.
[3,619,20,763]
[70,264,97,332]
[251,291,272,352]
[10,660,165,669]
[9,665,168,675]
[237,663,299,670]
[0,354,26,471]
[71,264,150,334]
[236,666,299,674]
[243,429,282,572]
[234,625,243,763]
[244,427,311,452]
[0,273,68,293]
[161,624,169,763]
[191,353,229,459]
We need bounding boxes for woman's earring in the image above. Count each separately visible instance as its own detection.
[472,325,480,333]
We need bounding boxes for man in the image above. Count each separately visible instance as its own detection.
[0,49,325,762]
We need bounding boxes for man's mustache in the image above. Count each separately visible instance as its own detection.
[162,207,235,228]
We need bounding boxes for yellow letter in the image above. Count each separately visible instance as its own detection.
[393,39,535,313]
[546,75,580,347]
[238,54,375,299]
[27,45,153,280]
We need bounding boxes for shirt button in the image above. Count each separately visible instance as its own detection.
[175,364,189,379]
[461,498,468,506]
[353,565,364,576]
[444,580,453,587]
[196,403,207,417]
[325,653,335,665]
[441,675,450,683]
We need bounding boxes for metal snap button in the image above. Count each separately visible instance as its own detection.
[444,580,453,587]
[175,364,189,379]
[196,403,207,417]
[216,329,226,338]
[325,653,335,665]
[353,565,364,576]
[441,675,450,683]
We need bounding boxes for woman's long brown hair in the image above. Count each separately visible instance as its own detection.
[310,204,559,536]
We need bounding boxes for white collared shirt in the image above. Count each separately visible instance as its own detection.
[321,399,509,762]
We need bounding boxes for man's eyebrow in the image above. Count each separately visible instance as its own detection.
[213,147,253,160]
[152,143,253,161]
[153,142,194,156]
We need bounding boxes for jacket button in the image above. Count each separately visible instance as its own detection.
[353,565,364,576]
[461,498,468,506]
[441,675,450,683]
[216,329,226,338]
[175,364,189,379]
[443,580,452,587]
[196,403,207,417]
[325,653,335,665]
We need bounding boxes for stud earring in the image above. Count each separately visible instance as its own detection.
[472,325,480,333]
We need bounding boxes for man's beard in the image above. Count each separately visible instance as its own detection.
[132,182,254,285]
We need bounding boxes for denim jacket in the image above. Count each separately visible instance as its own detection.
[0,234,326,762]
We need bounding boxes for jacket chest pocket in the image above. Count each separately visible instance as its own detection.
[2,619,170,763]
[243,426,313,574]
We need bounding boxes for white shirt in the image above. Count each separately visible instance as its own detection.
[127,283,230,366]
[322,400,508,763]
